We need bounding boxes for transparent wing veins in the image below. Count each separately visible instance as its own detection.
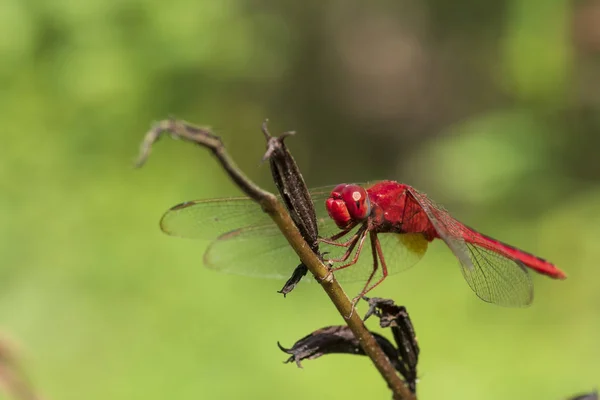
[407,187,532,307]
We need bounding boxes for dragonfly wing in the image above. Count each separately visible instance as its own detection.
[160,197,270,240]
[201,217,401,283]
[461,243,532,306]
[160,186,339,240]
[201,212,428,283]
[405,189,472,268]
[407,188,533,307]
[203,224,311,280]
[161,187,342,279]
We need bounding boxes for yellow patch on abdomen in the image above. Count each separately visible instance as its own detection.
[396,233,428,256]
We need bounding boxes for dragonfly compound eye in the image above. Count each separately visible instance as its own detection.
[326,196,352,229]
[341,184,371,221]
[330,183,348,200]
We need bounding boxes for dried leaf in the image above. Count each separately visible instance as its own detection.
[278,326,400,371]
[277,264,308,296]
[568,391,598,400]
[364,297,419,393]
[262,121,321,295]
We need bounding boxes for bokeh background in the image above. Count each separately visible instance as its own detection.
[1,0,599,399]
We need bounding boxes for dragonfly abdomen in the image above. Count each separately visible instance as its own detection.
[469,231,566,279]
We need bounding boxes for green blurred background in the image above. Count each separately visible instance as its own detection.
[1,0,599,398]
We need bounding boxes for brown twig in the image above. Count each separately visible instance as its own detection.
[136,118,415,400]
[0,337,41,400]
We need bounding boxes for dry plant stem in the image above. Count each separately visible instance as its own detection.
[136,119,415,400]
[0,339,40,400]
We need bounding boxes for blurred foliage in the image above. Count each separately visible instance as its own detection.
[1,0,599,399]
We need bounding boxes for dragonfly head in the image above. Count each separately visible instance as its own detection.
[326,184,372,229]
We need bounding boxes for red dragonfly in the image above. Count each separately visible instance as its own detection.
[160,180,566,306]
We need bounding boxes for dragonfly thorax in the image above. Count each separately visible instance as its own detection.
[326,184,372,229]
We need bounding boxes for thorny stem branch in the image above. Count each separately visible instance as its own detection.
[136,119,415,400]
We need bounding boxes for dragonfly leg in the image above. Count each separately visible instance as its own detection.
[325,226,368,263]
[353,232,389,303]
[344,233,379,314]
[318,224,363,247]
[330,229,369,271]
[327,237,360,263]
